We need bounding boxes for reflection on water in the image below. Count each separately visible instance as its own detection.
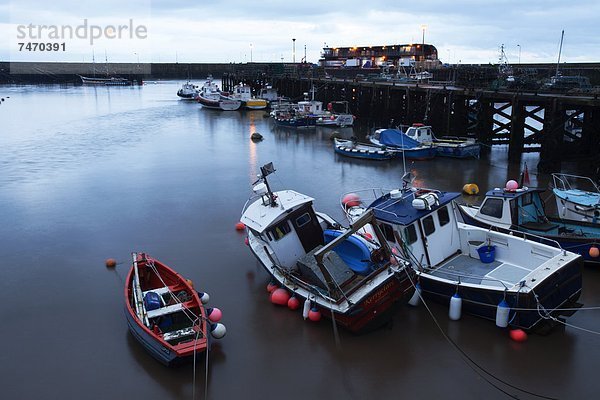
[1,82,599,399]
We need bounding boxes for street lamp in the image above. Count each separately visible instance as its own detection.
[292,38,296,63]
[517,44,521,65]
[420,25,427,72]
[250,43,253,63]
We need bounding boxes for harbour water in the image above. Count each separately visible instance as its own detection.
[1,82,599,399]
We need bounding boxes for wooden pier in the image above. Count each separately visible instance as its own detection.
[222,73,600,172]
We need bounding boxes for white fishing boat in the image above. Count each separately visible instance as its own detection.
[402,123,480,159]
[316,101,355,128]
[552,173,600,223]
[197,76,241,111]
[340,173,583,330]
[224,83,268,110]
[240,163,416,333]
[177,81,199,99]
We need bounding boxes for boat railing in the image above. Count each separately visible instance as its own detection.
[421,266,514,290]
[551,173,600,193]
[482,223,566,253]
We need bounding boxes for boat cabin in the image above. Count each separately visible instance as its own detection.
[368,188,462,268]
[404,124,435,144]
[472,187,557,232]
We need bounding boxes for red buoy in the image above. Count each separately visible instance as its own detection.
[308,307,322,322]
[363,232,373,240]
[266,282,278,293]
[509,329,528,342]
[287,296,301,310]
[342,193,361,208]
[105,258,117,268]
[270,288,290,306]
[235,222,246,231]
[244,237,249,246]
[207,307,223,323]
[589,246,600,258]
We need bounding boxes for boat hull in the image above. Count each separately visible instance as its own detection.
[334,139,395,160]
[435,143,481,158]
[247,239,414,333]
[418,254,582,330]
[396,146,437,160]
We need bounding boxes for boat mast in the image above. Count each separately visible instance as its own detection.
[555,30,564,77]
[259,163,277,207]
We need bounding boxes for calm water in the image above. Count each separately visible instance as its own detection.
[1,82,599,399]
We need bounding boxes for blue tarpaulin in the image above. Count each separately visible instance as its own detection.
[378,129,420,148]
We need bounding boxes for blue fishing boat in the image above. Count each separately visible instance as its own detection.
[333,138,396,160]
[457,182,600,264]
[341,176,582,330]
[368,128,436,160]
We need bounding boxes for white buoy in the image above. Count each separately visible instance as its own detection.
[408,283,422,307]
[302,298,311,320]
[449,293,462,321]
[198,292,210,305]
[210,323,227,339]
[496,299,510,328]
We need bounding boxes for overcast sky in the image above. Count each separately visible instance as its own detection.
[1,0,599,65]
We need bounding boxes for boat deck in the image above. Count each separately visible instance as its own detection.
[428,253,533,289]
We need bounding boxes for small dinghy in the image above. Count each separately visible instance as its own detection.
[124,252,225,366]
[334,138,395,160]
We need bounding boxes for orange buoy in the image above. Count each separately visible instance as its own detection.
[235,222,246,231]
[589,246,600,258]
[308,307,322,322]
[105,258,117,268]
[186,279,194,288]
[462,183,479,195]
[509,328,528,342]
[270,288,290,306]
[287,296,301,310]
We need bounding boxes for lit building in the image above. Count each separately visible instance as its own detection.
[319,44,441,69]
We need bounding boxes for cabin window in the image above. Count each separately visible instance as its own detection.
[267,220,292,241]
[403,224,418,244]
[379,223,396,242]
[295,213,311,228]
[422,216,436,236]
[521,192,532,206]
[438,205,450,226]
[480,198,504,219]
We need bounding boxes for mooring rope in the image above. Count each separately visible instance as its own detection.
[399,256,558,400]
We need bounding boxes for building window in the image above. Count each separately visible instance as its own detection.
[480,198,504,219]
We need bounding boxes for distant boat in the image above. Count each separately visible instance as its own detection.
[316,101,355,128]
[224,83,268,110]
[334,138,396,160]
[197,76,241,111]
[552,173,600,223]
[177,81,199,99]
[79,75,132,86]
[124,252,226,366]
[402,123,481,159]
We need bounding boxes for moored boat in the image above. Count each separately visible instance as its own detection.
[334,138,395,160]
[341,176,583,330]
[552,173,600,223]
[403,123,481,159]
[124,252,226,366]
[197,76,241,111]
[368,128,436,160]
[240,163,416,333]
[177,81,199,99]
[79,75,132,86]
[225,83,268,110]
[457,181,600,264]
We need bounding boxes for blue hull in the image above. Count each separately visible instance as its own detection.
[125,307,180,366]
[435,144,481,158]
[395,147,437,160]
